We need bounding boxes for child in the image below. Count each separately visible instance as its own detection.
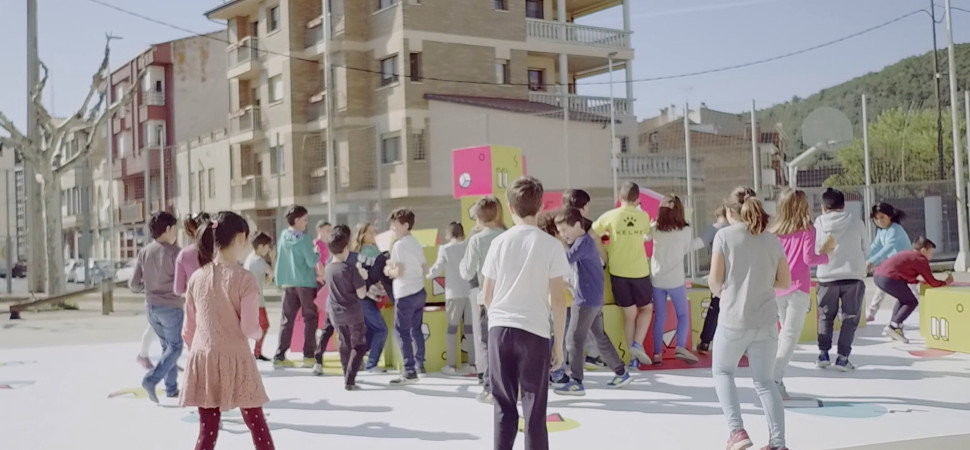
[650,194,705,365]
[129,211,181,403]
[427,222,473,375]
[459,196,506,402]
[539,210,571,386]
[312,220,337,373]
[174,212,211,296]
[273,205,321,369]
[562,189,608,369]
[768,189,834,400]
[322,225,371,390]
[245,231,275,361]
[697,204,729,354]
[866,203,911,321]
[313,221,333,265]
[553,207,632,397]
[877,237,953,343]
[814,188,870,371]
[351,222,390,374]
[384,208,428,384]
[181,211,275,450]
[708,188,790,450]
[592,181,653,365]
[482,176,570,450]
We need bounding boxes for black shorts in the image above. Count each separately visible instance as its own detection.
[610,275,653,308]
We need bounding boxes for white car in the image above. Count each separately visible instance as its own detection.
[64,260,82,283]
[114,260,136,283]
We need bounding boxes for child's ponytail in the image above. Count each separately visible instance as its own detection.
[197,221,217,267]
[741,197,769,234]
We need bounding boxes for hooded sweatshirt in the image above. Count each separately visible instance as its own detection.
[814,211,870,283]
[274,228,319,288]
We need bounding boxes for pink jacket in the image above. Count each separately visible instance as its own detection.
[174,244,201,296]
[776,228,828,296]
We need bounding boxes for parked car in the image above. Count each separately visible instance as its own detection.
[0,260,26,278]
[64,260,82,283]
[115,259,136,283]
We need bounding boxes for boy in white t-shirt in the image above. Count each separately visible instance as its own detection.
[384,208,428,385]
[482,176,570,450]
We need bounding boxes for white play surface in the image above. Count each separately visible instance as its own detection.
[2,305,970,450]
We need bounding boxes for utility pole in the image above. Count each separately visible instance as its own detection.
[944,0,970,271]
[26,0,45,292]
[323,0,336,223]
[931,0,945,180]
[106,33,123,264]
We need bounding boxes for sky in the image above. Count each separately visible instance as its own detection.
[2,0,970,132]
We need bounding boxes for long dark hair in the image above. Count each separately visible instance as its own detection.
[870,202,906,224]
[183,212,211,241]
[655,194,688,232]
[197,211,250,267]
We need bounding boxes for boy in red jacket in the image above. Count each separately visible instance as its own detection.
[875,237,953,343]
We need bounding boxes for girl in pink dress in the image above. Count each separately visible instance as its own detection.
[181,211,275,450]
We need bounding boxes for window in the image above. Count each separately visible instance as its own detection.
[495,60,510,85]
[528,69,545,92]
[495,0,508,10]
[409,53,422,82]
[208,168,216,198]
[411,130,427,161]
[270,145,284,174]
[621,136,630,154]
[526,0,544,19]
[377,0,397,10]
[268,6,280,32]
[269,75,283,103]
[380,55,399,86]
[154,80,163,93]
[381,135,400,164]
[197,171,204,202]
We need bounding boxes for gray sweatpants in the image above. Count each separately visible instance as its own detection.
[566,305,625,383]
[445,296,474,368]
[817,280,865,358]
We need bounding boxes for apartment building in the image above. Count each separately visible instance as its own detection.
[205,0,635,231]
[105,32,228,259]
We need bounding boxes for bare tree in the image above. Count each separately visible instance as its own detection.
[0,38,141,295]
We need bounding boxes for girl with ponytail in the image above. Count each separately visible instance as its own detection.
[708,187,791,450]
[181,211,276,450]
[174,212,211,296]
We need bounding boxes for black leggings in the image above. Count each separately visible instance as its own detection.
[874,276,919,326]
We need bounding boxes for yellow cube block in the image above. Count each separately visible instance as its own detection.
[920,286,970,353]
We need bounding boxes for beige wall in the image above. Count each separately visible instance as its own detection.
[403,0,526,41]
[173,136,234,218]
[428,100,613,195]
[171,32,230,144]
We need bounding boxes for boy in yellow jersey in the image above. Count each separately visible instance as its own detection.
[592,181,653,365]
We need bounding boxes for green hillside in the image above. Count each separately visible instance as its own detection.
[758,43,970,153]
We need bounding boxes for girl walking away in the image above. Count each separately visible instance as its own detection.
[351,222,391,374]
[866,203,911,321]
[768,189,834,400]
[650,194,705,365]
[697,204,729,355]
[427,222,474,375]
[181,212,275,450]
[174,212,212,296]
[708,188,791,450]
[245,231,275,361]
[877,237,952,343]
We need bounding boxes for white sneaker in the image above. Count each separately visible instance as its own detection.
[476,390,493,404]
[312,363,324,376]
[440,366,459,376]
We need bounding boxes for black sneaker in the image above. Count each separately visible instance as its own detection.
[255,355,271,362]
[584,356,608,370]
[696,342,711,355]
[390,373,419,386]
[477,373,485,385]
[345,384,361,391]
[550,373,570,386]
[417,365,427,375]
[834,356,855,372]
[816,352,831,369]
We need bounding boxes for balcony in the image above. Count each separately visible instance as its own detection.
[229,105,263,144]
[526,19,631,50]
[307,93,327,124]
[529,92,632,117]
[232,175,279,209]
[144,91,164,106]
[304,17,324,54]
[227,37,259,80]
[117,201,144,224]
[616,155,704,181]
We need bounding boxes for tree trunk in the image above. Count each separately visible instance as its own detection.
[40,167,65,296]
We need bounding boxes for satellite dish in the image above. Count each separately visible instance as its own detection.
[801,107,853,151]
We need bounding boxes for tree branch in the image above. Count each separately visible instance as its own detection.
[0,110,28,144]
[32,62,56,143]
[59,37,112,146]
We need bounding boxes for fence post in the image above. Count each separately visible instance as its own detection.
[750,100,761,193]
[684,103,697,278]
[862,94,873,237]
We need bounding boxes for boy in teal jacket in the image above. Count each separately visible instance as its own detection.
[274,205,323,369]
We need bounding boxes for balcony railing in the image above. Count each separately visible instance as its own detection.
[526,19,631,49]
[616,155,704,180]
[230,105,261,136]
[304,17,323,49]
[144,91,164,106]
[529,92,632,117]
[118,201,144,224]
[228,37,259,68]
[233,175,274,203]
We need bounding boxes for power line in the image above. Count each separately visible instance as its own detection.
[85,0,923,87]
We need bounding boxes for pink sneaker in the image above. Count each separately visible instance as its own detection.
[727,429,753,450]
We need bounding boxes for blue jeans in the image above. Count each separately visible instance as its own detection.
[361,299,388,370]
[393,289,426,375]
[652,285,690,354]
[712,325,785,448]
[143,304,184,395]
